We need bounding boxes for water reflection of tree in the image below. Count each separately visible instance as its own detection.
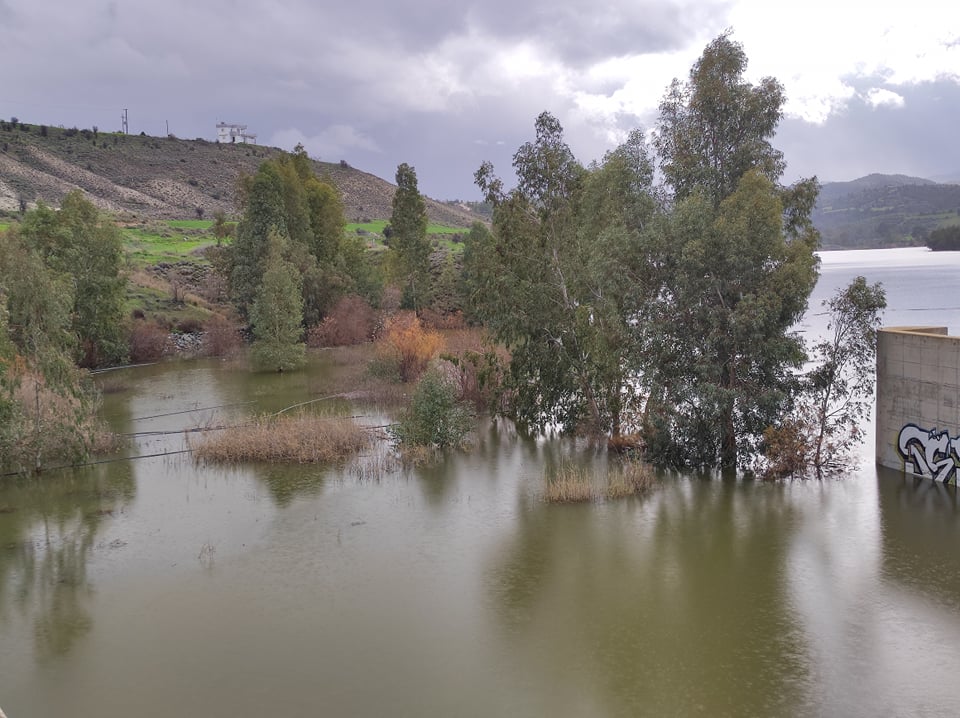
[256,465,328,507]
[0,463,135,663]
[413,418,564,508]
[487,478,810,716]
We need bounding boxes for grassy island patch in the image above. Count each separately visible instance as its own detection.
[193,413,372,464]
[544,462,655,503]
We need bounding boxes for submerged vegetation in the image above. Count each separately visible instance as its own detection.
[391,366,474,450]
[758,276,887,479]
[544,461,655,503]
[468,33,826,471]
[192,412,372,464]
[0,369,102,474]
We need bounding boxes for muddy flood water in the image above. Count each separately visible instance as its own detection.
[3,248,960,717]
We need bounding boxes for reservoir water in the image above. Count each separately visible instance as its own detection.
[2,248,960,717]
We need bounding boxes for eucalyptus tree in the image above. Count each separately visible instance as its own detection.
[654,31,786,208]
[639,33,821,470]
[305,179,346,265]
[637,172,819,468]
[470,114,657,435]
[804,277,886,476]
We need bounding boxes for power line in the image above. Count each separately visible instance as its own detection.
[0,394,387,478]
[122,401,255,423]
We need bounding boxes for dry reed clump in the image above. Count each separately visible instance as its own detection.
[89,426,127,455]
[192,413,372,464]
[3,371,100,472]
[544,460,655,503]
[394,443,435,467]
[350,442,402,481]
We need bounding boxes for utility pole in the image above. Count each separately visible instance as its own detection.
[121,108,128,134]
[166,119,169,136]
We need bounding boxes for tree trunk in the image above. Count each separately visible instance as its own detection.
[720,361,737,469]
[720,407,737,469]
[580,373,602,436]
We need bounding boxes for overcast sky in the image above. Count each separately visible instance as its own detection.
[3,0,959,199]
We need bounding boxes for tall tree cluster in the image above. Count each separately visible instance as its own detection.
[0,191,126,470]
[466,32,879,472]
[226,145,374,370]
[15,190,128,368]
[469,115,655,435]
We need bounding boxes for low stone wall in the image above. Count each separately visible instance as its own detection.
[876,326,960,484]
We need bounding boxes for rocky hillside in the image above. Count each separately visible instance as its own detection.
[0,121,481,227]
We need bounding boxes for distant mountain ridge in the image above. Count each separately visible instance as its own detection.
[812,173,960,248]
[816,173,936,204]
[0,121,482,228]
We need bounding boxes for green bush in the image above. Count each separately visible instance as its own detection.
[392,366,473,449]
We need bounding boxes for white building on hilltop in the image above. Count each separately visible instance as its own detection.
[216,122,257,144]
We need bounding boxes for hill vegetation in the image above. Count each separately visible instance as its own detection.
[0,119,481,227]
[6,119,957,251]
[813,173,960,248]
[926,225,960,251]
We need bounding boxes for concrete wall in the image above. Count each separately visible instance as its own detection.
[876,327,960,484]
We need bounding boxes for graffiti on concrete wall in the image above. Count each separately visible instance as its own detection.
[897,424,960,484]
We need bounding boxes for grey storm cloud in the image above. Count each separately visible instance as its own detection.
[776,79,960,185]
[1,0,717,101]
[449,0,726,65]
[1,0,958,200]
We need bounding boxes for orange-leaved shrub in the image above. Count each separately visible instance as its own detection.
[373,312,444,382]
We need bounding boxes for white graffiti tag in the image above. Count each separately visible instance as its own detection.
[897,424,960,484]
